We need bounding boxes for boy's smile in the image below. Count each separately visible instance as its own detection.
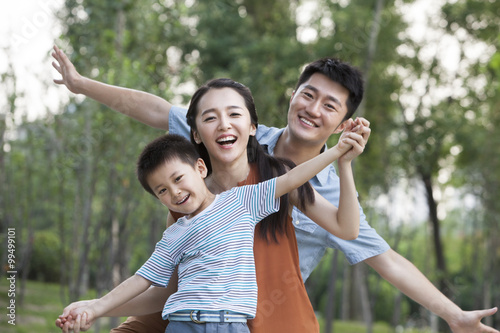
[148,158,215,219]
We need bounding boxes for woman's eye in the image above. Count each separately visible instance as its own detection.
[203,116,215,122]
[230,112,241,117]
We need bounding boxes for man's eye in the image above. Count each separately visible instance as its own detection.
[325,103,336,111]
[303,92,313,98]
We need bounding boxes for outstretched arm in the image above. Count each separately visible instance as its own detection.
[57,275,152,333]
[51,45,171,130]
[366,250,499,333]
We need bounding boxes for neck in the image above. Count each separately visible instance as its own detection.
[274,127,325,165]
[206,157,251,194]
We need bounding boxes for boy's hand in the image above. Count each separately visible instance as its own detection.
[338,117,371,163]
[52,45,83,94]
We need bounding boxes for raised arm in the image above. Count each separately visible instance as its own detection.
[51,45,171,130]
[275,118,369,240]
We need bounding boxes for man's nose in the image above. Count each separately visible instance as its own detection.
[306,100,321,117]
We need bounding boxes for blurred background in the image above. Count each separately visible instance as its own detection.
[0,0,499,332]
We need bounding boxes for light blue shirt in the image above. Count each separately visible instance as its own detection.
[169,106,390,281]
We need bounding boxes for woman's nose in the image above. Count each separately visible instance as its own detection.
[218,115,231,130]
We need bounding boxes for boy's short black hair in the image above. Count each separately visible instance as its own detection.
[137,134,200,197]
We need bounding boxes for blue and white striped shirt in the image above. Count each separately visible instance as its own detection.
[136,178,280,320]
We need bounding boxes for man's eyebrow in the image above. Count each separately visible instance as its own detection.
[303,84,342,107]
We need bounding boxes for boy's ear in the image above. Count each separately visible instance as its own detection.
[193,130,202,144]
[196,158,208,178]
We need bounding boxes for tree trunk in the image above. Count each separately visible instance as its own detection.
[421,173,448,294]
[325,250,339,333]
[357,0,385,118]
[341,264,351,320]
[74,105,95,300]
[354,264,373,333]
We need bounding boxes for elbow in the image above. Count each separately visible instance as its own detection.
[339,226,359,241]
[343,230,359,241]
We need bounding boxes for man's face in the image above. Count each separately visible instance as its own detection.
[287,73,350,146]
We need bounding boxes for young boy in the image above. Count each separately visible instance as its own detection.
[57,131,363,333]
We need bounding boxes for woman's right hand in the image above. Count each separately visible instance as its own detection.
[56,299,97,333]
[52,45,84,94]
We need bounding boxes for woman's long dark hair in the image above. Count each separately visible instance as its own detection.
[186,78,315,242]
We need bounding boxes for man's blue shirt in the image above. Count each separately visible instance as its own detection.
[169,106,390,281]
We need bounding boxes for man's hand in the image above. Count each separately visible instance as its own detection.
[338,117,371,163]
[52,45,84,94]
[448,307,499,333]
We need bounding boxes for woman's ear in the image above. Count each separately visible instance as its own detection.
[250,123,257,136]
[193,130,202,144]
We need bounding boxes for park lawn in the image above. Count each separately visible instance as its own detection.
[0,278,125,333]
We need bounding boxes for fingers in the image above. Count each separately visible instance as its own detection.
[73,313,82,333]
[355,117,370,127]
[52,61,62,73]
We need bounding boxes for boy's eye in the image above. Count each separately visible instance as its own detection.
[175,175,183,182]
[158,188,166,195]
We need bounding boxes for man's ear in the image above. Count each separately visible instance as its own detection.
[193,130,202,144]
[333,119,352,134]
[196,158,208,178]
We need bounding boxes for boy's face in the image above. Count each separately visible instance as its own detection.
[287,73,350,146]
[147,158,212,218]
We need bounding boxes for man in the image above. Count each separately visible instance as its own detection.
[52,45,498,332]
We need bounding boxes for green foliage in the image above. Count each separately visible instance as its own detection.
[27,230,62,283]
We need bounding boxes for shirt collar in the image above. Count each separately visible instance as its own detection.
[263,128,331,187]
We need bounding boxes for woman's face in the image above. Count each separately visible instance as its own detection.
[193,87,256,167]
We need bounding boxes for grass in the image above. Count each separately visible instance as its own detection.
[0,278,435,333]
[0,277,125,333]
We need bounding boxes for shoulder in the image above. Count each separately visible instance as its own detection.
[255,124,283,144]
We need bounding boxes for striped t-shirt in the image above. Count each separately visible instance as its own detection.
[136,178,280,320]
